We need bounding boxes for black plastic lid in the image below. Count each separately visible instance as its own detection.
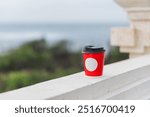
[82,45,105,53]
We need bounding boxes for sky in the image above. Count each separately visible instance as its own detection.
[0,0,128,23]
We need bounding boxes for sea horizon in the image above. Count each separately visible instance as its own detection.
[0,22,129,54]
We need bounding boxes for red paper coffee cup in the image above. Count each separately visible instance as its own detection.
[82,45,105,76]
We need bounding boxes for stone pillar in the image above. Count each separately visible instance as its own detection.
[111,0,150,58]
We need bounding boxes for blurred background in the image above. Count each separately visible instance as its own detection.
[0,0,129,93]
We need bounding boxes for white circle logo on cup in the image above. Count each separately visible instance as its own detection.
[85,58,98,71]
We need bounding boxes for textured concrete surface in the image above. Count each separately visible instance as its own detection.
[111,28,135,46]
[111,0,150,58]
[115,0,150,8]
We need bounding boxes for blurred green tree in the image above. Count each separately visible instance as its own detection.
[0,39,82,92]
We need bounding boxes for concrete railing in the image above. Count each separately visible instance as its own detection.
[112,0,150,58]
[0,54,150,100]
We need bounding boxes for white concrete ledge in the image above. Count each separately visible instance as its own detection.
[0,55,150,100]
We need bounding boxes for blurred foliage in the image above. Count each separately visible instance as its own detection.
[0,39,82,92]
[0,39,129,93]
[105,46,129,64]
[0,39,81,71]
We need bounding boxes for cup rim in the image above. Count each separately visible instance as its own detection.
[82,45,105,53]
